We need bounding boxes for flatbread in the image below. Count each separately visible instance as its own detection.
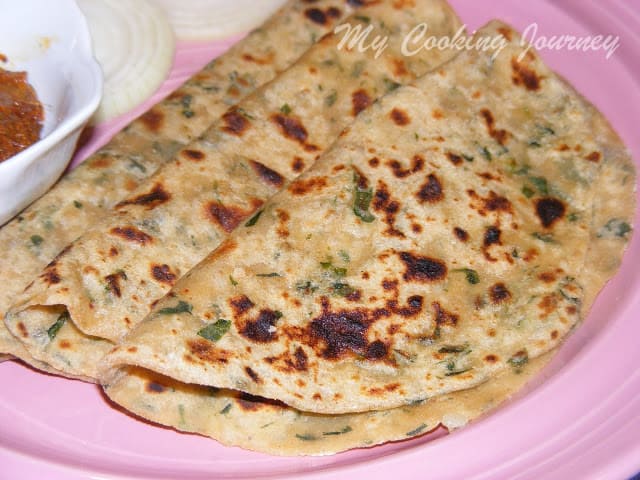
[4,0,463,378]
[101,22,634,414]
[103,351,552,456]
[0,0,362,362]
[99,64,636,454]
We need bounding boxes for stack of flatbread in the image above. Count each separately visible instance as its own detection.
[0,0,635,456]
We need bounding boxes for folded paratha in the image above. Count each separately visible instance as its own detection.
[0,0,363,363]
[100,67,635,453]
[103,350,552,456]
[5,0,463,379]
[100,75,636,453]
[101,22,634,415]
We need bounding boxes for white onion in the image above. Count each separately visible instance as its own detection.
[77,0,175,122]
[150,0,288,41]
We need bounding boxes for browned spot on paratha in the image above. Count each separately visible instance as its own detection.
[238,309,281,343]
[235,392,287,411]
[535,197,566,228]
[139,108,163,132]
[116,183,171,210]
[109,226,153,245]
[291,156,305,173]
[489,282,511,304]
[373,181,404,238]
[205,240,238,263]
[484,354,499,363]
[271,113,308,144]
[250,160,284,188]
[482,225,502,262]
[390,108,410,126]
[264,346,309,373]
[433,301,458,327]
[304,7,328,24]
[585,151,601,162]
[416,173,444,203]
[467,189,513,217]
[151,264,177,285]
[186,338,230,364]
[307,298,376,360]
[90,155,113,169]
[59,340,71,349]
[511,57,542,91]
[447,152,463,166]
[538,271,557,283]
[538,293,559,318]
[17,322,28,338]
[41,267,61,285]
[399,251,447,282]
[288,176,328,195]
[393,0,415,8]
[241,52,275,65]
[276,209,290,238]
[352,89,372,116]
[104,270,127,297]
[497,26,512,41]
[222,109,250,136]
[206,199,263,233]
[385,155,424,178]
[230,295,255,316]
[480,108,510,145]
[182,149,205,161]
[454,227,469,242]
[245,366,262,383]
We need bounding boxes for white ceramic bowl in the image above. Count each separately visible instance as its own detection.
[0,0,102,225]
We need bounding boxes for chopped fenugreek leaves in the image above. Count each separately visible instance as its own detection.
[198,319,231,342]
[406,423,428,436]
[245,209,263,227]
[323,425,353,436]
[47,311,69,340]
[332,282,355,297]
[324,90,338,107]
[157,300,193,315]
[353,173,375,223]
[280,103,292,115]
[532,232,555,243]
[598,218,632,239]
[30,235,44,247]
[453,268,480,285]
[508,349,529,371]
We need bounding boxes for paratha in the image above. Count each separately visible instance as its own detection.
[100,65,636,454]
[103,351,552,456]
[101,21,634,414]
[4,0,463,379]
[0,0,361,362]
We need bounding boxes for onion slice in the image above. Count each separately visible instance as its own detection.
[77,0,175,122]
[150,0,288,41]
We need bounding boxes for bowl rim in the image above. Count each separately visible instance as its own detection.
[0,0,103,172]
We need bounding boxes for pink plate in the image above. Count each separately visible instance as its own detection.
[2,1,640,478]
